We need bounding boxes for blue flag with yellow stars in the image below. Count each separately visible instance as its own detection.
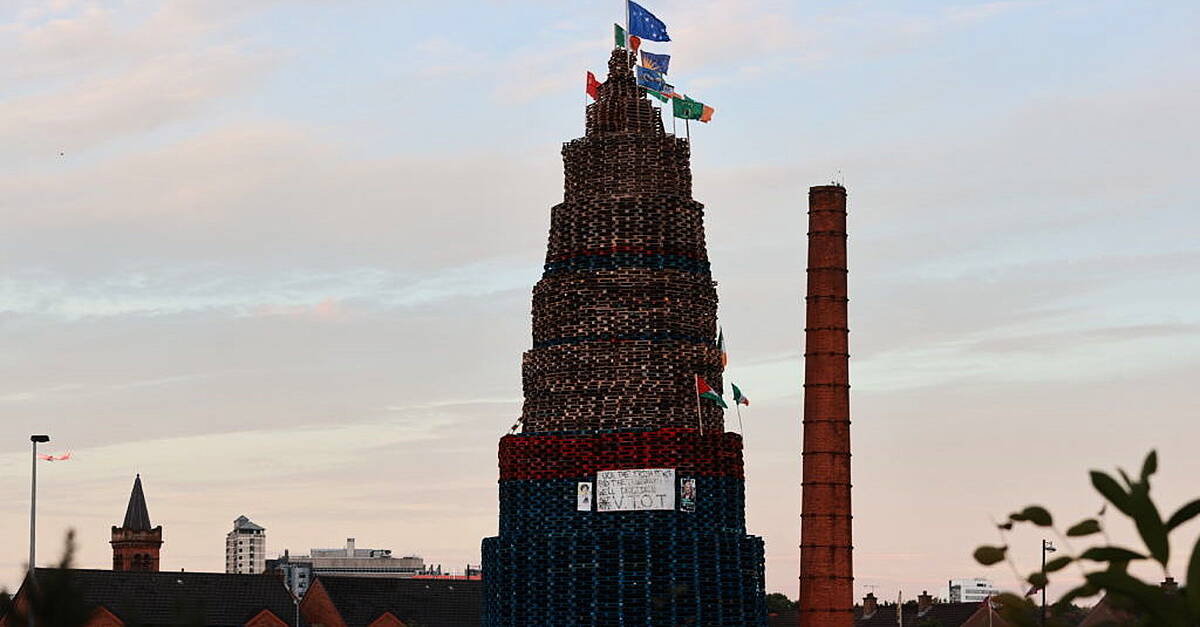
[628,1,670,42]
[640,51,670,74]
[635,66,668,92]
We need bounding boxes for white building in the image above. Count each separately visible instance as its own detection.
[268,538,427,598]
[948,577,998,603]
[225,515,266,574]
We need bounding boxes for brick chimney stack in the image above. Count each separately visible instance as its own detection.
[861,593,878,618]
[798,184,853,626]
[918,591,934,614]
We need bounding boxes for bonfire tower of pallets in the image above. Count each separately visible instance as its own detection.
[481,48,768,627]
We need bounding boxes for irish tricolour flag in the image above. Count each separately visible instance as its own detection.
[695,375,728,408]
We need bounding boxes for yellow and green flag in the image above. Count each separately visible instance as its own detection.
[672,96,704,120]
[673,96,715,123]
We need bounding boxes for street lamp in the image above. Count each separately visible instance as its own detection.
[1041,539,1056,627]
[29,434,49,627]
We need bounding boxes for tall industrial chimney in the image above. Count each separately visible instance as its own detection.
[798,184,853,626]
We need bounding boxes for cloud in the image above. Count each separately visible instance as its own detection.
[0,122,557,274]
[0,1,284,157]
[0,259,536,320]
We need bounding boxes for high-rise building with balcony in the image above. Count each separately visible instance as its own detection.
[224,515,266,574]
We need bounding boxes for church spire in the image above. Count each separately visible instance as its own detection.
[112,474,162,572]
[122,474,152,531]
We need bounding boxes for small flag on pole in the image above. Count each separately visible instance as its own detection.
[718,328,728,367]
[696,375,728,408]
[672,96,704,120]
[640,51,670,74]
[642,87,669,103]
[635,66,669,92]
[628,1,671,42]
[629,35,642,53]
[586,71,600,100]
[614,23,627,48]
[732,384,750,407]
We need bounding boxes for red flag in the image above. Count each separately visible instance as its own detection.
[629,35,642,53]
[586,71,600,100]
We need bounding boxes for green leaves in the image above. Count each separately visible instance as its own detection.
[1088,453,1170,566]
[1141,450,1158,481]
[1129,488,1170,566]
[974,545,1008,566]
[1057,582,1101,607]
[1011,506,1053,527]
[1091,471,1134,516]
[1166,499,1200,532]
[1066,519,1102,537]
[1043,556,1073,573]
[1079,546,1146,563]
[979,452,1200,625]
[1085,571,1185,627]
[1188,534,1200,618]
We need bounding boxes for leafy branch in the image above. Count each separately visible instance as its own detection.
[973,451,1200,627]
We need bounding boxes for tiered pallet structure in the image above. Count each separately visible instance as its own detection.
[481,49,768,626]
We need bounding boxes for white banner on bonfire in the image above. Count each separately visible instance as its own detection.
[595,468,676,512]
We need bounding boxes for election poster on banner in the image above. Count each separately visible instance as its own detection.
[679,477,696,513]
[596,468,676,512]
[577,482,593,511]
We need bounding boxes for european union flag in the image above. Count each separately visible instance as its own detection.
[628,1,670,42]
[635,66,668,92]
[640,51,670,74]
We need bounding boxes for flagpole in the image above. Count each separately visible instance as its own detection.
[685,117,690,141]
[624,0,630,51]
[694,375,704,436]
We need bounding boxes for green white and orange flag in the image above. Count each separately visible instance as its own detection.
[732,383,750,407]
[614,23,627,48]
[696,375,728,408]
[718,328,728,367]
[642,87,669,103]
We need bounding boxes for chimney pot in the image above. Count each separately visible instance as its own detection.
[862,592,878,617]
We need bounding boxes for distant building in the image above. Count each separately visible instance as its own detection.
[948,578,998,603]
[225,515,267,574]
[110,474,162,572]
[268,538,427,598]
[768,592,1013,627]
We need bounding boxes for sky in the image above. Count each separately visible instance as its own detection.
[2,0,1199,603]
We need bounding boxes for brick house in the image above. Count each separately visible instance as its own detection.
[1,569,299,626]
[300,576,480,627]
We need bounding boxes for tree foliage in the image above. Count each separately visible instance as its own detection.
[974,451,1200,627]
[0,530,92,627]
[766,592,796,612]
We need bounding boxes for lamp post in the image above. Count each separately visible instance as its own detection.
[1041,539,1056,627]
[29,434,50,627]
